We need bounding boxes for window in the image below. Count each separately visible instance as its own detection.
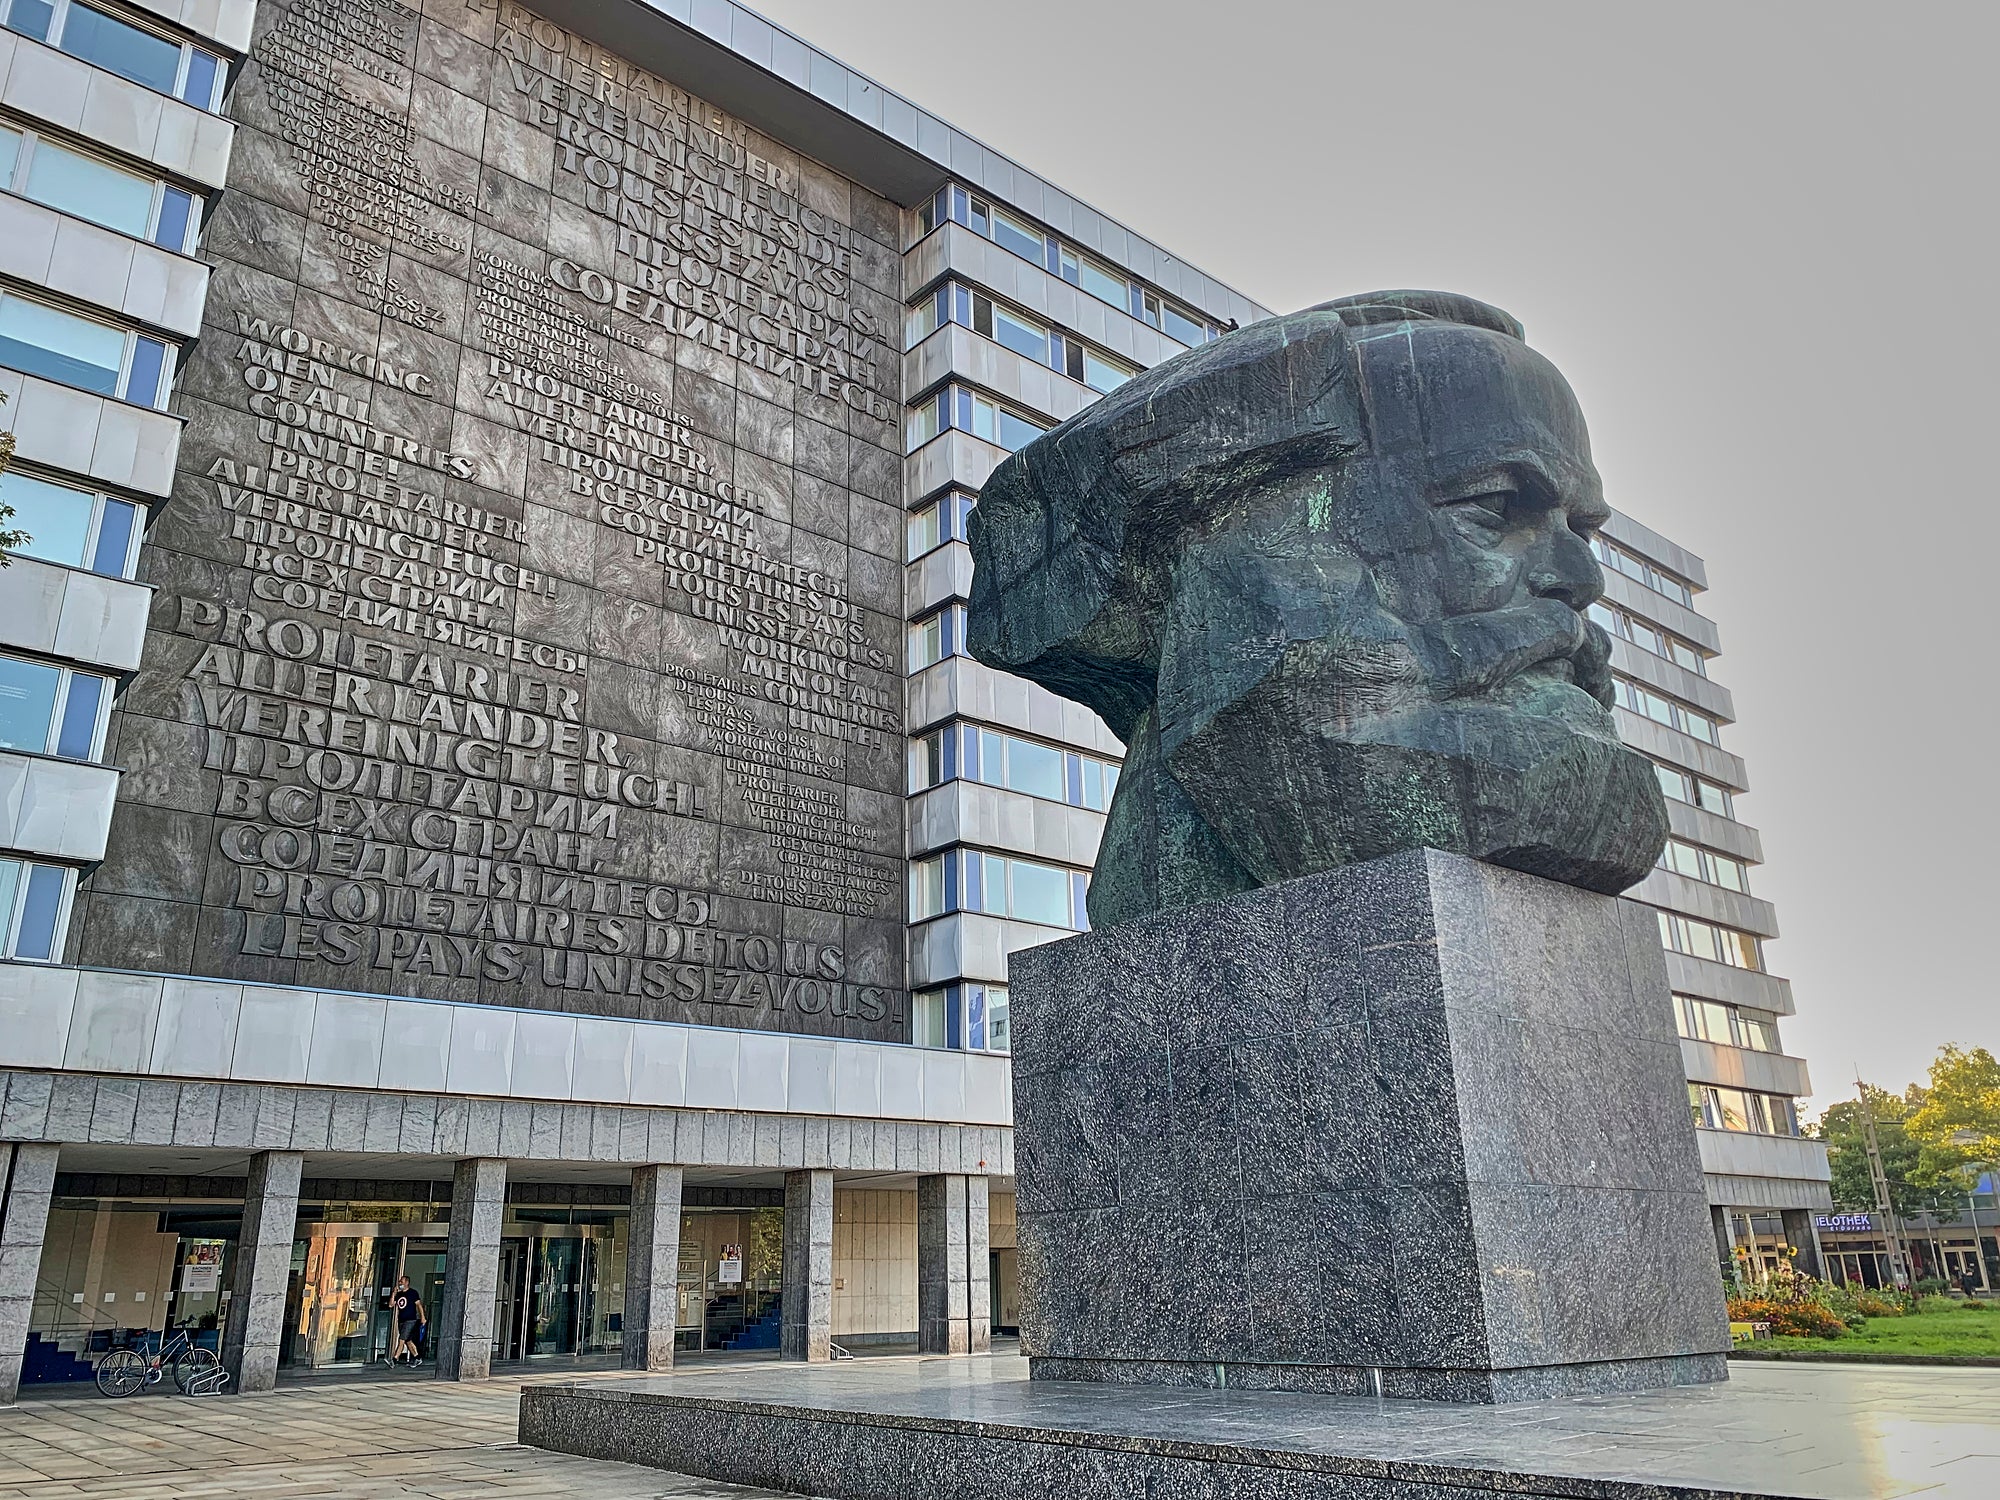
[1586,600,1709,678]
[1674,996,1781,1052]
[907,605,966,672]
[1657,909,1761,971]
[910,721,1122,810]
[1,124,201,250]
[1591,536,1695,607]
[909,982,1010,1053]
[1658,838,1750,894]
[906,489,975,560]
[907,848,1090,931]
[905,385,1050,454]
[912,283,1141,395]
[1613,676,1720,746]
[0,856,70,960]
[0,291,173,406]
[918,182,1221,343]
[1690,1083,1800,1137]
[0,654,111,759]
[1653,762,1734,819]
[1,0,225,109]
[0,470,142,576]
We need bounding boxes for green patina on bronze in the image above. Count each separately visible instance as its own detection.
[967,290,1669,928]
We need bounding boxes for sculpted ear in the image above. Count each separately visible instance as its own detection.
[966,306,1365,743]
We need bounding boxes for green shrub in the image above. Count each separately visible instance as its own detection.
[1917,1294,1960,1314]
[1728,1296,1848,1339]
[1852,1291,1907,1317]
[1914,1277,1953,1297]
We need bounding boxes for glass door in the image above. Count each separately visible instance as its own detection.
[526,1237,584,1355]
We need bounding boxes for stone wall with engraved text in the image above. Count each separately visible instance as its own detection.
[76,0,912,1040]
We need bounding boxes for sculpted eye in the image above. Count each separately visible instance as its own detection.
[1447,488,1516,528]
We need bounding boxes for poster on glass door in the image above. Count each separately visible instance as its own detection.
[718,1245,744,1284]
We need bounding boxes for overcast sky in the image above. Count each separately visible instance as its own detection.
[756,0,1997,1106]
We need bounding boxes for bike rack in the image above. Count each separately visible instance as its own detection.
[183,1365,231,1397]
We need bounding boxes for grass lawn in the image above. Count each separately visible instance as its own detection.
[1754,1307,2000,1358]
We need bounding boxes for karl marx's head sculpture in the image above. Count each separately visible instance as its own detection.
[967,290,1670,928]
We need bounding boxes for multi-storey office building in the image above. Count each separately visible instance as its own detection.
[0,0,1819,1400]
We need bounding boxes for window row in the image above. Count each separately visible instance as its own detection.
[1591,535,1695,608]
[0,289,173,407]
[0,653,113,761]
[909,848,1091,932]
[1653,762,1734,819]
[917,184,1225,348]
[911,721,1122,811]
[0,468,142,577]
[0,856,69,961]
[1,0,222,109]
[907,488,975,561]
[1587,599,1708,678]
[1675,994,1782,1054]
[1657,909,1762,971]
[1614,675,1721,746]
[907,384,1052,455]
[907,282,1140,395]
[907,604,967,672]
[1658,837,1750,894]
[912,981,1010,1054]
[1689,1083,1801,1138]
[0,120,200,251]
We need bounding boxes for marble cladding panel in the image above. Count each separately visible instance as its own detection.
[832,1186,917,1337]
[1008,849,1731,1399]
[81,0,913,1045]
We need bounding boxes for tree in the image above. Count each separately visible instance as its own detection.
[0,388,27,564]
[1907,1045,2000,1177]
[1813,1084,1961,1218]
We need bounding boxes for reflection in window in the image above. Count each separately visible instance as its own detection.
[1657,909,1761,971]
[0,654,112,760]
[907,848,1089,931]
[1658,838,1750,894]
[2,0,225,109]
[909,982,1010,1053]
[1690,1083,1800,1137]
[910,721,1121,811]
[906,489,975,560]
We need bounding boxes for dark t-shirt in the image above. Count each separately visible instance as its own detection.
[393,1288,423,1324]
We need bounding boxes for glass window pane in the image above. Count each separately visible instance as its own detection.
[990,209,1043,262]
[986,988,1010,1053]
[966,987,986,1050]
[61,4,183,93]
[1082,349,1132,394]
[910,859,944,920]
[0,295,126,393]
[992,306,1048,362]
[913,990,946,1047]
[0,859,18,948]
[1715,1089,1750,1132]
[179,47,218,108]
[970,398,997,443]
[1008,859,1071,927]
[1162,304,1205,345]
[0,125,19,187]
[5,0,55,40]
[1684,920,1720,963]
[54,671,103,758]
[126,335,168,406]
[1080,259,1125,306]
[15,863,63,959]
[977,730,1005,787]
[154,185,194,250]
[0,470,95,568]
[0,655,61,752]
[1009,738,1063,801]
[996,409,1045,451]
[1698,781,1729,816]
[24,139,153,237]
[90,496,138,575]
[906,503,939,559]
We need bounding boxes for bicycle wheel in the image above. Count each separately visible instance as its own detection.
[95,1349,147,1398]
[172,1345,220,1393]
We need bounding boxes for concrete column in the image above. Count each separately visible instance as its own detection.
[780,1168,832,1362]
[919,1175,993,1355]
[1781,1208,1824,1279]
[918,1175,970,1353]
[967,1176,991,1354]
[219,1149,303,1395]
[622,1164,683,1371]
[0,1144,59,1405]
[434,1158,505,1381]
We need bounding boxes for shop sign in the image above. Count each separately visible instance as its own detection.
[1815,1213,1876,1233]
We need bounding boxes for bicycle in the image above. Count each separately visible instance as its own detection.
[94,1323,228,1397]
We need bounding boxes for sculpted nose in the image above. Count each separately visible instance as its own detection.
[1528,526,1602,610]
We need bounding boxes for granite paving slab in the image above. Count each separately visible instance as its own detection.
[519,1352,2000,1499]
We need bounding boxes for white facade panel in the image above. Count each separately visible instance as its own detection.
[1696,1127,1831,1187]
[1680,1036,1813,1099]
[0,556,150,673]
[0,35,235,189]
[0,754,120,861]
[0,370,183,497]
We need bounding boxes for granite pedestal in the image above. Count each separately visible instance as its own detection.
[1010,848,1729,1401]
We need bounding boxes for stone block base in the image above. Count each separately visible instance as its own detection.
[1008,848,1731,1401]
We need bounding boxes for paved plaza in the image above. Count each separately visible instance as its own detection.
[0,1371,794,1500]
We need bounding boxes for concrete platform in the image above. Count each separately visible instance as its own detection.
[518,1352,2000,1499]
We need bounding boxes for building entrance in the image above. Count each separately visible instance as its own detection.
[288,1223,449,1369]
[492,1226,612,1360]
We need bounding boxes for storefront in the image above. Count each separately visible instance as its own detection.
[1814,1209,1997,1290]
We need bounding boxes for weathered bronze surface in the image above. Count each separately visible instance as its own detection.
[968,291,1668,926]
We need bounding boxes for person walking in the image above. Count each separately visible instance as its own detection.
[389,1275,427,1366]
